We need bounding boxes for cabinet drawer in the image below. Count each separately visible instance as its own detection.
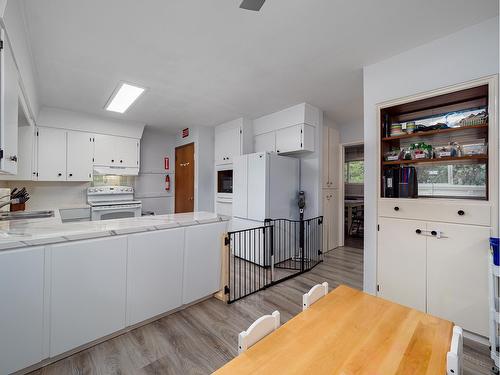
[379,199,491,226]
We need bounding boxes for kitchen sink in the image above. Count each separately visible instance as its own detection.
[0,210,55,221]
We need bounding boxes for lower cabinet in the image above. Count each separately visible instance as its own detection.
[323,189,339,252]
[377,217,427,311]
[183,222,226,304]
[426,222,490,336]
[378,217,490,336]
[126,229,184,326]
[49,237,127,357]
[0,247,44,375]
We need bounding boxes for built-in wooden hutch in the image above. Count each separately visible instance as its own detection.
[375,76,498,343]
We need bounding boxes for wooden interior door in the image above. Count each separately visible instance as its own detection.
[175,143,195,213]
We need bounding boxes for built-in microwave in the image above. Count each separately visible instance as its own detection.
[217,168,233,195]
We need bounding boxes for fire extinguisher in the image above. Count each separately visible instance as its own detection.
[165,174,170,191]
[165,175,170,191]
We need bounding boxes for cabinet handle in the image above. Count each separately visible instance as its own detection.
[120,160,123,163]
[394,206,399,211]
[415,229,422,234]
[111,159,115,163]
[68,173,73,177]
[431,230,437,236]
[58,173,62,177]
[8,155,17,162]
[276,150,280,153]
[457,210,465,216]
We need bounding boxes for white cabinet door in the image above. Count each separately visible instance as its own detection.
[49,237,127,357]
[116,136,139,168]
[328,127,339,188]
[36,127,67,181]
[427,223,490,336]
[215,127,241,164]
[232,154,248,219]
[183,221,227,304]
[127,228,184,326]
[0,36,19,174]
[93,134,115,166]
[67,130,93,181]
[377,217,427,311]
[254,132,276,153]
[276,125,301,154]
[0,247,44,375]
[323,189,338,252]
[94,134,139,168]
[322,127,330,188]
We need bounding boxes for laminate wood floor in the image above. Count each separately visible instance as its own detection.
[30,246,495,375]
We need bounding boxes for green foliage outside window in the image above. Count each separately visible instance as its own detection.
[344,161,364,183]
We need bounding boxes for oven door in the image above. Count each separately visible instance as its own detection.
[91,204,142,221]
[217,168,233,196]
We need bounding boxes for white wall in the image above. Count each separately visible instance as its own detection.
[175,126,215,212]
[253,103,323,218]
[339,122,364,144]
[135,126,176,215]
[363,17,499,294]
[3,0,39,121]
[37,107,145,139]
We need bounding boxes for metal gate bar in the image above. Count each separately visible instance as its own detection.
[225,216,323,303]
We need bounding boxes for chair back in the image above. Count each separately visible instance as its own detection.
[303,282,329,310]
[446,326,463,375]
[238,311,280,354]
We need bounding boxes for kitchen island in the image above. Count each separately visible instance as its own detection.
[0,212,229,375]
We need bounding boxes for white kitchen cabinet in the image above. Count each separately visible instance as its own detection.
[322,126,339,188]
[0,33,19,175]
[254,132,276,153]
[67,130,93,181]
[275,124,314,154]
[426,222,490,336]
[322,189,339,252]
[36,127,67,181]
[0,247,44,375]
[127,228,184,326]
[214,118,253,165]
[94,133,140,168]
[377,217,427,311]
[49,237,127,357]
[183,221,227,304]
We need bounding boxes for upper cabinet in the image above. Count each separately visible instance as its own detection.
[36,127,94,182]
[322,126,339,188]
[253,103,319,156]
[214,118,253,165]
[275,124,314,155]
[0,32,19,174]
[94,134,140,172]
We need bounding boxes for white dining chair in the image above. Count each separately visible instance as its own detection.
[446,325,463,375]
[238,311,280,354]
[302,282,329,310]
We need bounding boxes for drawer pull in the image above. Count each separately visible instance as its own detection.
[394,206,399,211]
[415,229,422,234]
[431,230,437,236]
[457,210,465,216]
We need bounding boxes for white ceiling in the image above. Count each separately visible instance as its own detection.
[22,0,498,130]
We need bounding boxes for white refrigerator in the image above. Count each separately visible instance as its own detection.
[232,152,299,265]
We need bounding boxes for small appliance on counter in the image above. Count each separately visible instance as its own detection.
[87,186,142,221]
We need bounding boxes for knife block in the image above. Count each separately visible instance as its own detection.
[10,203,25,212]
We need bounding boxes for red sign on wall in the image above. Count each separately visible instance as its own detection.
[182,128,189,138]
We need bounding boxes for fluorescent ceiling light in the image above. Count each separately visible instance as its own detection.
[105,82,145,113]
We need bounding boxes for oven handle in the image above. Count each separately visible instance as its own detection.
[92,205,141,212]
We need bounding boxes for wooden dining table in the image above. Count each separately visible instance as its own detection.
[213,285,453,375]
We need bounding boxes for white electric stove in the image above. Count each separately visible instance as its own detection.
[87,186,142,221]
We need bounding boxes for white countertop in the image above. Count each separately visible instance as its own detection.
[0,211,227,250]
